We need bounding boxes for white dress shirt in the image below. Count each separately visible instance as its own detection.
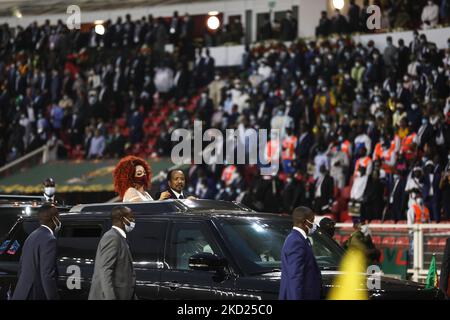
[112,226,126,239]
[170,188,185,199]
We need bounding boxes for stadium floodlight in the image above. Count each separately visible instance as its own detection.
[207,16,220,31]
[95,24,105,35]
[332,0,345,10]
[208,11,219,16]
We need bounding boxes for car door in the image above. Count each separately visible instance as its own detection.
[159,220,236,300]
[127,219,168,300]
[0,219,39,299]
[56,220,105,299]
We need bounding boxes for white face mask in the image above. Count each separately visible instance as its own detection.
[305,219,317,235]
[53,216,62,233]
[44,187,55,197]
[123,217,136,233]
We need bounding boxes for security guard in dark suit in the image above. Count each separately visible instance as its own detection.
[12,204,61,300]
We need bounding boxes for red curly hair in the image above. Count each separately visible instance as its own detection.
[113,156,152,199]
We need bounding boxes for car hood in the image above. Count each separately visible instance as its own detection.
[250,271,443,299]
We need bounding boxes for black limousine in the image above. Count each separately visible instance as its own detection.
[0,199,444,299]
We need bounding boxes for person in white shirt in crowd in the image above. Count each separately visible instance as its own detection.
[405,166,425,207]
[407,195,430,225]
[208,74,225,109]
[349,164,370,218]
[270,105,293,139]
[153,66,174,93]
[330,139,349,189]
[354,124,372,156]
[421,0,440,29]
[257,59,272,80]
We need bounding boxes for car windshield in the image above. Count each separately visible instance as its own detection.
[218,217,344,275]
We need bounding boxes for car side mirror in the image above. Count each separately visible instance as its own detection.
[188,252,228,272]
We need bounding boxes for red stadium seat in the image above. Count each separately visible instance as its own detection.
[395,220,409,233]
[369,220,383,232]
[381,236,396,247]
[426,238,439,248]
[438,238,448,247]
[395,237,409,247]
[371,235,381,245]
[383,220,396,225]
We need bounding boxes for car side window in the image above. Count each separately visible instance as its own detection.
[127,220,167,268]
[167,222,221,271]
[57,223,103,260]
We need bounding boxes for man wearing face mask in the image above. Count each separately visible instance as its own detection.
[279,206,322,300]
[343,218,380,264]
[407,195,430,225]
[12,204,61,300]
[43,177,57,203]
[89,206,136,300]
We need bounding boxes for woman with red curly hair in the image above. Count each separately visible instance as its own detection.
[113,156,154,202]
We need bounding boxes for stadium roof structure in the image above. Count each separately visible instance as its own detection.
[0,0,215,17]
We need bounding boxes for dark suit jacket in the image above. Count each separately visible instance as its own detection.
[12,226,59,300]
[89,228,136,300]
[155,188,193,200]
[279,230,322,300]
[423,169,442,201]
[440,238,450,298]
[313,174,334,213]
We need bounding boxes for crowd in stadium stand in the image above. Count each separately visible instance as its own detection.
[165,33,449,224]
[316,0,450,37]
[0,6,450,222]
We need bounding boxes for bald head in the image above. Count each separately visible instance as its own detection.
[38,203,59,230]
[292,206,314,228]
[111,206,134,230]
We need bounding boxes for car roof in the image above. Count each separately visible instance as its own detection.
[59,199,289,220]
[0,195,71,208]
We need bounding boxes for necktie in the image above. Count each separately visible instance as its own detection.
[306,238,312,246]
[178,194,184,199]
